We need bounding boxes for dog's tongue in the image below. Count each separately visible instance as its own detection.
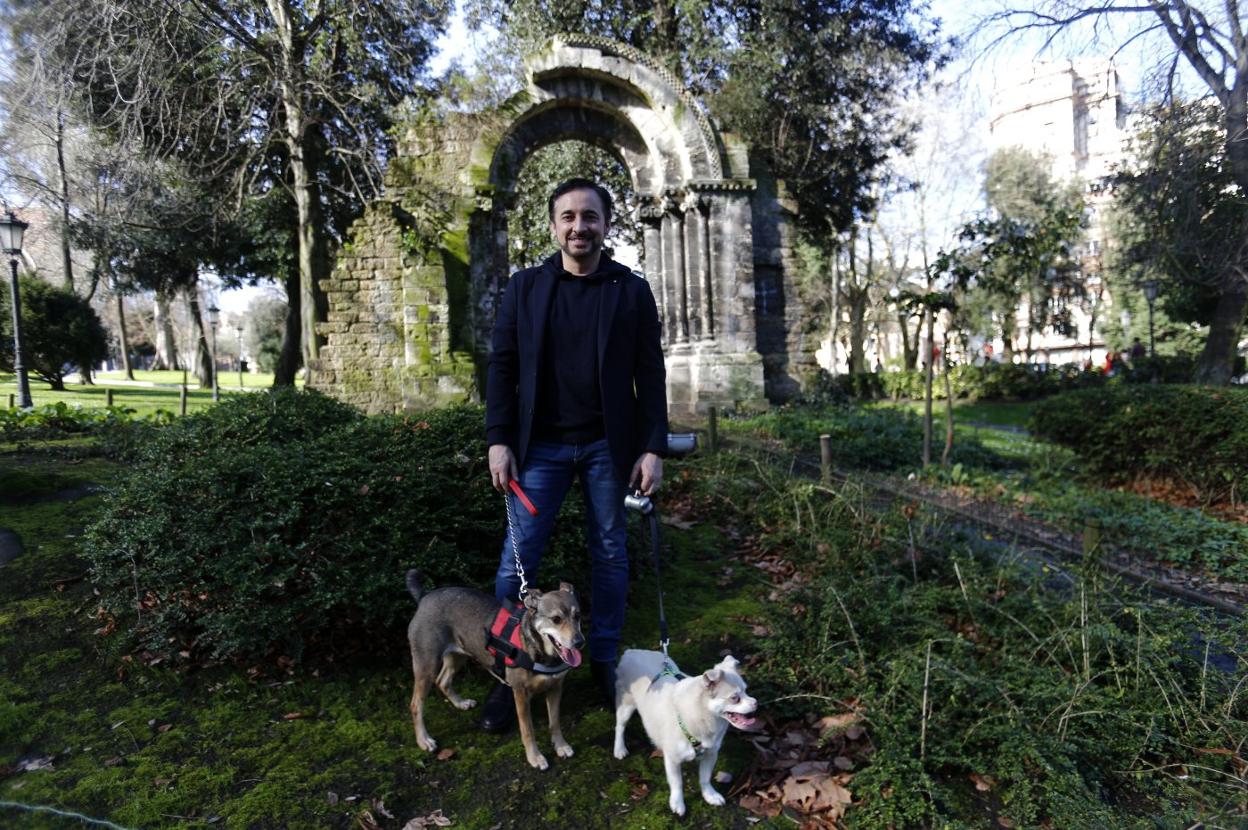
[559,645,582,668]
[726,712,759,730]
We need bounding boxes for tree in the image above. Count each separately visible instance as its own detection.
[243,292,289,373]
[939,148,1086,361]
[975,0,1248,382]
[1108,99,1247,373]
[473,0,944,233]
[0,275,108,389]
[9,0,452,384]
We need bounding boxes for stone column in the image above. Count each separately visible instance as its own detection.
[664,198,689,344]
[639,202,666,344]
[684,192,714,341]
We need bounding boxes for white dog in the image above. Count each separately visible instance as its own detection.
[613,650,758,816]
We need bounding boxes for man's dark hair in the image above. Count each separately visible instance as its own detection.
[548,178,613,223]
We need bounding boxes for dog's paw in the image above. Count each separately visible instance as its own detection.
[455,698,477,710]
[612,743,628,760]
[668,794,686,816]
[527,751,549,771]
[555,741,574,759]
[417,735,438,753]
[701,788,726,807]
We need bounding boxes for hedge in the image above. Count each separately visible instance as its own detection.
[1029,385,1248,505]
[83,389,590,665]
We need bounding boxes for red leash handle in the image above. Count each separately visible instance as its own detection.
[508,480,538,516]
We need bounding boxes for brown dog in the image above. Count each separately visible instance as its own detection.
[405,570,584,769]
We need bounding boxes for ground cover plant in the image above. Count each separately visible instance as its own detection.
[671,448,1248,828]
[4,395,1245,829]
[737,397,1248,587]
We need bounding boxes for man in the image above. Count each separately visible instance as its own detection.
[483,177,668,732]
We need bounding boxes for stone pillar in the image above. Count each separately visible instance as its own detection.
[684,193,714,341]
[663,202,689,344]
[640,202,666,345]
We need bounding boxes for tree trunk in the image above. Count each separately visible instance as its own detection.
[115,290,133,381]
[1193,278,1248,384]
[899,311,918,370]
[847,290,869,373]
[923,309,935,467]
[268,0,328,383]
[942,343,954,466]
[186,287,214,389]
[273,268,302,386]
[55,108,74,292]
[153,284,179,370]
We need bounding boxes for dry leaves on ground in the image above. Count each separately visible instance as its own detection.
[402,810,453,829]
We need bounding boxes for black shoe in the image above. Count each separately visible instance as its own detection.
[480,683,516,734]
[591,660,618,709]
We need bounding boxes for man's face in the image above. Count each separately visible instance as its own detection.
[550,187,609,263]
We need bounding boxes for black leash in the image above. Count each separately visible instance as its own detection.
[625,432,697,657]
[626,491,671,654]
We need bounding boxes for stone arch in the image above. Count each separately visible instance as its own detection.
[311,35,808,415]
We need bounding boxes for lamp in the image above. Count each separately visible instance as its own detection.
[207,303,220,402]
[0,211,32,409]
[1142,279,1159,360]
[236,323,244,388]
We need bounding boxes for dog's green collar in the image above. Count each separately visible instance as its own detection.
[676,712,705,756]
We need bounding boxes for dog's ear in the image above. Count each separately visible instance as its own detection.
[702,668,723,688]
[717,655,740,672]
[522,590,542,611]
[558,581,575,596]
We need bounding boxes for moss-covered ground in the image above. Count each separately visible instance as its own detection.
[0,443,779,830]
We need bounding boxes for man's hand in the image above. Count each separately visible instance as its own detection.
[629,452,663,496]
[489,444,518,492]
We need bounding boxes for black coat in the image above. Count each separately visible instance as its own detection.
[486,253,668,485]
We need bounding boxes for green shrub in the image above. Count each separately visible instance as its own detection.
[1030,385,1248,504]
[83,391,593,665]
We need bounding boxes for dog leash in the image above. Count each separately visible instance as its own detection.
[625,490,671,656]
[505,480,537,599]
[624,432,696,658]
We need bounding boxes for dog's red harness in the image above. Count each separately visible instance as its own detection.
[484,600,572,679]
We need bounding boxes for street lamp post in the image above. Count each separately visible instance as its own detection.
[236,324,244,388]
[207,304,220,402]
[1142,279,1159,359]
[0,212,32,409]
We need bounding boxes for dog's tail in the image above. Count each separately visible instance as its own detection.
[405,569,424,604]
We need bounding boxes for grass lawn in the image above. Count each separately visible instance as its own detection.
[0,371,296,417]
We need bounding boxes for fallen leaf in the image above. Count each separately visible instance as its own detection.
[739,793,783,818]
[629,781,650,801]
[833,756,854,771]
[714,770,733,785]
[282,712,309,720]
[373,799,395,819]
[327,792,339,806]
[436,748,455,761]
[102,757,123,768]
[844,725,865,741]
[997,818,1015,828]
[20,757,56,772]
[970,772,997,792]
[402,810,453,829]
[781,771,852,818]
[816,713,860,736]
[649,748,664,758]
[356,810,380,830]
[157,724,173,733]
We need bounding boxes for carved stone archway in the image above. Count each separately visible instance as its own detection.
[310,36,810,414]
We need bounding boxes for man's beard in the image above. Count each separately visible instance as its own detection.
[560,232,603,260]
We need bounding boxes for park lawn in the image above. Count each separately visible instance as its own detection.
[93,370,294,390]
[864,398,1034,429]
[0,443,776,830]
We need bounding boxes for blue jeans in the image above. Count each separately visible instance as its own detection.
[495,438,628,663]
